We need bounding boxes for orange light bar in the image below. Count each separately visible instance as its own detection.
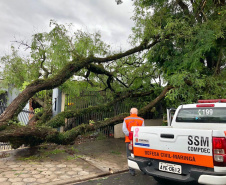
[198,99,226,103]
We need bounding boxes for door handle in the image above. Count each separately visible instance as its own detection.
[160,134,174,139]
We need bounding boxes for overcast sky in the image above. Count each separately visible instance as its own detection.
[0,0,134,57]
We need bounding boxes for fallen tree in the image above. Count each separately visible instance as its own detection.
[0,27,165,147]
[0,37,160,126]
[0,85,172,147]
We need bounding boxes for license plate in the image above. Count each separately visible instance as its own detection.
[159,162,182,174]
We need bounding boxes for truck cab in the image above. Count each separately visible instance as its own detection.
[128,99,226,185]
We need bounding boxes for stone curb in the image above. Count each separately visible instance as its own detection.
[79,156,108,172]
[80,155,128,173]
[46,169,129,185]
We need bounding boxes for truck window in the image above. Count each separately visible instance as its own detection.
[176,108,226,123]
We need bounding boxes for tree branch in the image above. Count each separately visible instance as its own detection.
[40,50,50,79]
[11,40,31,50]
[91,37,160,63]
[139,85,174,115]
[31,97,45,108]
[215,41,224,75]
[115,77,129,88]
[87,64,115,91]
[195,0,207,22]
[176,0,190,16]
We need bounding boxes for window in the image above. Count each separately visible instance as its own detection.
[176,108,226,123]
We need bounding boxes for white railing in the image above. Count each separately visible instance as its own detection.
[0,142,25,151]
[0,142,12,151]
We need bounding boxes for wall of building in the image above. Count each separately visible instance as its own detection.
[7,85,19,105]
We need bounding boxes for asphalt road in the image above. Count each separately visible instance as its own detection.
[74,171,161,185]
[74,171,200,185]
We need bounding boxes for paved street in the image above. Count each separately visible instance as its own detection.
[73,171,200,185]
[74,171,160,185]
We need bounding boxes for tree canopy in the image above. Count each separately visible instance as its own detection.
[0,0,225,147]
[132,0,225,102]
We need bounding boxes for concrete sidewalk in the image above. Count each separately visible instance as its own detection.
[0,138,128,185]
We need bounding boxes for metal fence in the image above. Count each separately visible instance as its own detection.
[65,101,131,128]
[65,94,133,133]
[0,102,34,125]
[64,92,163,134]
[0,142,12,151]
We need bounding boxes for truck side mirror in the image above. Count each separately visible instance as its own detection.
[167,108,176,126]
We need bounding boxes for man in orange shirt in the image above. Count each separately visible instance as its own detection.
[122,107,144,176]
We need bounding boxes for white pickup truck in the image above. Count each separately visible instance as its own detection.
[128,99,226,185]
